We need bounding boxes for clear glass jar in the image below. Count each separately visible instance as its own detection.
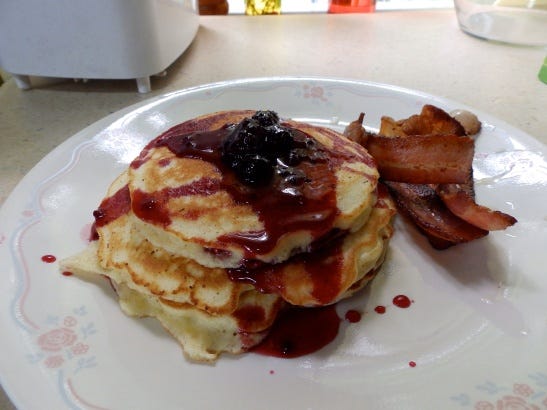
[454,0,547,47]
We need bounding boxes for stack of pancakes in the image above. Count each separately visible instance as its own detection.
[61,110,396,362]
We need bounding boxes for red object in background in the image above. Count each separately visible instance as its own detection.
[199,0,229,15]
[328,0,375,13]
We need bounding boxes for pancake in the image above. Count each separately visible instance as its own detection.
[112,110,379,269]
[86,175,394,311]
[62,110,394,362]
[61,244,283,362]
[61,185,394,361]
[93,171,253,315]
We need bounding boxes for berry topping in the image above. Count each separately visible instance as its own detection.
[221,111,324,187]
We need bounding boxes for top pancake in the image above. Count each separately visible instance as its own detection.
[95,110,379,268]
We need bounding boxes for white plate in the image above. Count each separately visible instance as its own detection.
[1,77,546,410]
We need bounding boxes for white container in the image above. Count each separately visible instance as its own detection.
[454,0,547,47]
[0,0,199,92]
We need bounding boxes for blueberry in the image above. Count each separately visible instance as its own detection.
[252,110,279,127]
[284,172,306,186]
[234,155,274,186]
[222,110,299,187]
[264,126,293,157]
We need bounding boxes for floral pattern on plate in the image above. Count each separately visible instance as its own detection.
[452,373,547,409]
[30,308,97,373]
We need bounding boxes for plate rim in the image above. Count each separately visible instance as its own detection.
[1,76,545,410]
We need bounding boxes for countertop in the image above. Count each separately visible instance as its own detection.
[1,10,546,409]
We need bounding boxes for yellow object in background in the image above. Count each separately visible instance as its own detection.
[245,0,281,14]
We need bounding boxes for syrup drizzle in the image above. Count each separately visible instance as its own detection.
[374,294,413,314]
[153,125,339,258]
[252,305,341,358]
[374,305,386,314]
[228,238,345,306]
[93,185,130,228]
[41,254,56,263]
[393,294,412,309]
[344,309,362,323]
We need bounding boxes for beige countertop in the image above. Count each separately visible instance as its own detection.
[0,10,546,409]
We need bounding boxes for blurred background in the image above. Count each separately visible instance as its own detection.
[216,0,452,13]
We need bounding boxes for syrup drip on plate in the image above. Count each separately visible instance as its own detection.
[252,305,340,358]
[41,254,56,263]
[374,305,386,314]
[392,294,412,308]
[344,309,362,323]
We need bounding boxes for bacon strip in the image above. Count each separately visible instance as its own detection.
[343,113,369,146]
[437,184,517,231]
[365,134,475,184]
[378,105,467,138]
[384,181,488,249]
[345,105,517,250]
[399,104,467,136]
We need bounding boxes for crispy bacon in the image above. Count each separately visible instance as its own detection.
[344,104,517,250]
[384,182,488,249]
[437,184,517,231]
[343,112,369,146]
[400,105,467,136]
[379,105,467,137]
[365,134,475,184]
